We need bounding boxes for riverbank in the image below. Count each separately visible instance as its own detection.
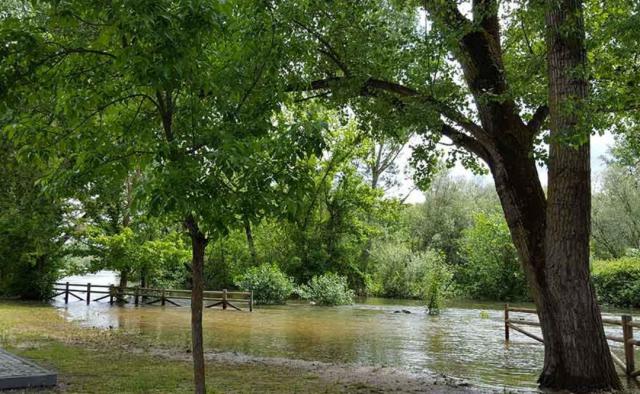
[0,301,481,393]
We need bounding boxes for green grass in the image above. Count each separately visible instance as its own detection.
[0,302,340,393]
[9,341,330,393]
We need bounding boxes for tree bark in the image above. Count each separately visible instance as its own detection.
[535,0,621,390]
[117,269,129,303]
[140,266,148,288]
[185,216,208,394]
[243,217,258,265]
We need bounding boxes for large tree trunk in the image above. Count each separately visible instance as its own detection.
[186,217,207,394]
[535,0,620,390]
[491,146,620,391]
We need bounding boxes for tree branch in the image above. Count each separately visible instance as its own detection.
[472,0,501,44]
[303,76,487,140]
[48,44,116,59]
[441,123,491,164]
[527,104,549,133]
[423,0,471,30]
[291,19,350,76]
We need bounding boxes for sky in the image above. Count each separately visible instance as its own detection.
[393,132,615,204]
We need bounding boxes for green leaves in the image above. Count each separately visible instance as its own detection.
[592,257,640,307]
[1,0,323,244]
[234,263,294,305]
[0,136,66,299]
[458,212,528,302]
[296,272,354,306]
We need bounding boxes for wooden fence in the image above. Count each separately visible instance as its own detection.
[50,282,253,312]
[504,304,639,378]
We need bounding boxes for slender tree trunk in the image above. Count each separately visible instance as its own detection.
[185,217,207,394]
[117,269,129,303]
[140,266,148,288]
[139,266,148,303]
[118,269,129,289]
[243,218,258,265]
[533,0,620,390]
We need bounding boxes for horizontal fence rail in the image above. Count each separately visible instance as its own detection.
[504,304,639,378]
[51,282,253,312]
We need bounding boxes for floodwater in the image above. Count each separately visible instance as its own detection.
[53,271,640,392]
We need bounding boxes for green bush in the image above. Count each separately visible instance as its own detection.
[297,273,355,306]
[367,241,452,302]
[457,212,529,302]
[234,263,294,305]
[420,252,452,315]
[592,258,640,307]
[367,241,417,298]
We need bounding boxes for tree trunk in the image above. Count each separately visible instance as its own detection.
[491,146,620,391]
[117,269,129,303]
[243,218,258,265]
[140,266,148,288]
[535,0,620,390]
[185,217,207,394]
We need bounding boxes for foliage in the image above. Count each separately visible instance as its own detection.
[297,273,354,306]
[405,174,500,265]
[0,0,637,313]
[457,213,529,302]
[264,121,402,291]
[592,152,640,259]
[0,138,65,299]
[367,239,451,312]
[234,263,294,305]
[77,224,190,289]
[368,241,427,298]
[420,252,452,316]
[592,258,640,308]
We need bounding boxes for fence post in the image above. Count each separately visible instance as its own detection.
[109,285,114,305]
[623,314,635,375]
[249,291,253,312]
[64,282,70,304]
[86,283,91,305]
[223,289,228,310]
[504,304,510,342]
[161,289,166,306]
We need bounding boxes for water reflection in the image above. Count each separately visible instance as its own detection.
[51,273,639,392]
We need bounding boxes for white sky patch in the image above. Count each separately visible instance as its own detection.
[390,131,615,204]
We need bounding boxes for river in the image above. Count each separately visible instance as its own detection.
[53,271,640,392]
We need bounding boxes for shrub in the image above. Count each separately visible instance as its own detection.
[457,213,529,301]
[297,273,354,306]
[420,252,452,315]
[234,263,294,305]
[367,241,452,302]
[592,257,640,307]
[368,241,417,298]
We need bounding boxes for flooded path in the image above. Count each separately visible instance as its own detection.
[52,272,640,392]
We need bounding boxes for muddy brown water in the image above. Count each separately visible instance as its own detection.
[53,271,640,392]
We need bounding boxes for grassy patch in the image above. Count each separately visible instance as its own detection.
[0,302,339,393]
[11,341,331,393]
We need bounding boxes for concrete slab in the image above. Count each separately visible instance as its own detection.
[0,349,56,390]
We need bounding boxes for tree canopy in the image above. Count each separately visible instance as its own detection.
[1,0,639,392]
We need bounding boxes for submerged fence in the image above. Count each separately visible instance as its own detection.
[504,304,639,378]
[50,282,253,312]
